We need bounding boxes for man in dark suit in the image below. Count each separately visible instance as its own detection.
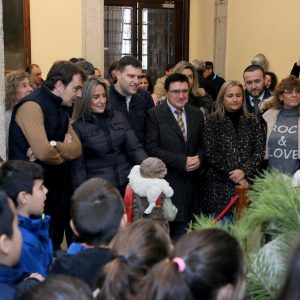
[145,73,204,240]
[243,64,271,116]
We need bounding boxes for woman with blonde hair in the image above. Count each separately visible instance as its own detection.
[200,80,265,217]
[262,75,300,175]
[172,61,214,115]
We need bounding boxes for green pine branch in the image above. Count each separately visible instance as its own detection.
[192,170,300,299]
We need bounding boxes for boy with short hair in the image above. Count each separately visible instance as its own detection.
[51,177,127,289]
[0,191,23,299]
[0,160,51,277]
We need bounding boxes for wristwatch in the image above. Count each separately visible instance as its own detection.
[50,140,57,148]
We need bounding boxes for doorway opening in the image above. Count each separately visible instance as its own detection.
[104,0,189,82]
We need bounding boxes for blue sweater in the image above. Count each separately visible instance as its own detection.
[0,265,23,300]
[16,214,53,277]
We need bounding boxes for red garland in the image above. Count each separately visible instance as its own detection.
[214,194,239,223]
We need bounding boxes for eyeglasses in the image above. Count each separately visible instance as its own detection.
[283,89,300,95]
[168,89,189,95]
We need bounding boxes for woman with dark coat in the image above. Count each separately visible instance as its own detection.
[70,77,147,195]
[200,80,265,217]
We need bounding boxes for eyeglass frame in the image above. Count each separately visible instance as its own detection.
[167,89,190,96]
[282,88,300,95]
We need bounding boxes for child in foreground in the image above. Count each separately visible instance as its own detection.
[138,228,245,300]
[97,218,172,300]
[51,177,127,289]
[0,160,51,277]
[0,191,42,300]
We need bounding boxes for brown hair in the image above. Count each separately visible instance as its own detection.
[271,75,300,111]
[5,71,32,110]
[138,229,245,300]
[98,219,172,300]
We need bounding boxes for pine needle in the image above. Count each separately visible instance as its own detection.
[192,170,300,299]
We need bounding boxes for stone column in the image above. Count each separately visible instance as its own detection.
[213,0,228,78]
[0,0,6,159]
[81,0,104,74]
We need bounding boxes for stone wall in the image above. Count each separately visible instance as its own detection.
[0,0,6,160]
[213,0,228,78]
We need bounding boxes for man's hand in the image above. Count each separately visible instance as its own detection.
[185,155,200,172]
[26,147,36,162]
[229,169,245,183]
[64,133,73,144]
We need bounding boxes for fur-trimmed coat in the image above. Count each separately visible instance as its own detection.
[200,113,265,215]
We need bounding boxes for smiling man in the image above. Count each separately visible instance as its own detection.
[8,60,87,252]
[109,55,154,144]
[145,73,204,241]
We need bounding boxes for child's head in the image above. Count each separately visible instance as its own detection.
[139,228,245,300]
[18,274,93,300]
[0,160,47,216]
[98,219,172,300]
[0,191,22,266]
[71,177,126,246]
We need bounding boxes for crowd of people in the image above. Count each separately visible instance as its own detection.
[1,55,300,299]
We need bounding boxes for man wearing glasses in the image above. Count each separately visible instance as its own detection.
[145,73,204,241]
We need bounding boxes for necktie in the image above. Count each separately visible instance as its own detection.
[126,96,131,112]
[175,109,185,138]
[252,98,260,116]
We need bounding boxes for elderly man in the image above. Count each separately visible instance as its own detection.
[9,60,86,251]
[145,73,204,240]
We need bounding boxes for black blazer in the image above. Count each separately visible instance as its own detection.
[145,101,204,221]
[245,89,272,114]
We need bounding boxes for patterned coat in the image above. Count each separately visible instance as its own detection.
[200,113,265,215]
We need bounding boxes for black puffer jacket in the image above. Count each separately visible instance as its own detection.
[69,105,147,190]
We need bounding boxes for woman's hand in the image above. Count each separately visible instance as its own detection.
[238,178,249,188]
[229,169,245,183]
